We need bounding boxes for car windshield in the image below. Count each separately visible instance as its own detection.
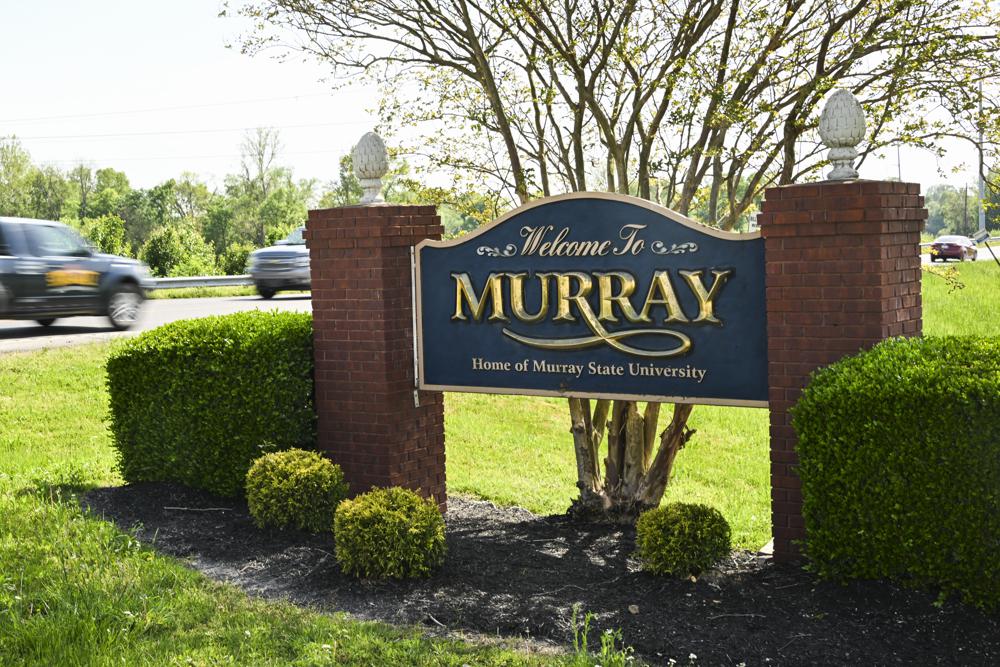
[935,236,969,244]
[284,227,305,245]
[23,223,91,257]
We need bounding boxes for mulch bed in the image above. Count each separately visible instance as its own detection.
[82,483,999,666]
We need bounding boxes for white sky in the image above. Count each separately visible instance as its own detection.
[0,1,982,193]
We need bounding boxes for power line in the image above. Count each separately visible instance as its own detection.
[11,119,372,141]
[37,148,349,165]
[0,93,338,124]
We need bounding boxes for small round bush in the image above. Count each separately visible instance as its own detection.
[245,449,348,533]
[635,503,731,576]
[334,487,446,579]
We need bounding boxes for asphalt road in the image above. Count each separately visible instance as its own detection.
[921,247,999,265]
[0,294,312,354]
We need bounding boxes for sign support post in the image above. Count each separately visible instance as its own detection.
[758,180,925,561]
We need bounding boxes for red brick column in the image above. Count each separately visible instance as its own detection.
[304,205,446,509]
[758,181,925,561]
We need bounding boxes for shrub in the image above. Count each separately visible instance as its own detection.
[246,449,348,532]
[107,311,314,497]
[793,336,1000,609]
[334,487,446,579]
[635,503,731,576]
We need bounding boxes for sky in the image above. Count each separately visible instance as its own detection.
[0,1,983,194]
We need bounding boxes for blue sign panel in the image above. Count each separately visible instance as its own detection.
[414,193,767,406]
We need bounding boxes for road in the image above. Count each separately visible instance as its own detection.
[921,246,999,265]
[0,294,312,354]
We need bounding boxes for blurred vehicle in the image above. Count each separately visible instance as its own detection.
[247,226,310,299]
[0,217,153,329]
[929,235,978,262]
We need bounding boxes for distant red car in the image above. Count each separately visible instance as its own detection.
[929,235,978,262]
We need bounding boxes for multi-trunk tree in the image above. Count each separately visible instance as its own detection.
[233,0,1000,520]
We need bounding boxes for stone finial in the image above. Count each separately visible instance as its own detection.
[352,131,389,204]
[818,89,866,180]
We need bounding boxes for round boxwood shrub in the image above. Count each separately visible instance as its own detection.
[245,449,348,533]
[334,487,446,579]
[793,336,1000,609]
[635,503,731,576]
[106,311,314,497]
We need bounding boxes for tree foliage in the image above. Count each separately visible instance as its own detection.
[231,0,1000,519]
[234,0,1000,230]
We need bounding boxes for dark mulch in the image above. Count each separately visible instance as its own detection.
[82,482,999,666]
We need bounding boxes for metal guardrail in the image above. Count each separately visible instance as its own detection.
[148,275,254,290]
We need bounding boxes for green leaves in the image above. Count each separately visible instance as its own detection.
[106,311,315,497]
[246,449,349,533]
[635,502,731,577]
[334,488,447,580]
[794,335,1000,609]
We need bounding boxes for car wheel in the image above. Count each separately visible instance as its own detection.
[257,286,277,299]
[107,283,143,330]
[36,318,57,327]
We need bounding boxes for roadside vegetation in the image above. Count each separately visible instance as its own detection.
[147,285,259,299]
[0,346,598,666]
[1,262,995,662]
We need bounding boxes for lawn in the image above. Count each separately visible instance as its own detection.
[0,347,593,665]
[0,260,995,664]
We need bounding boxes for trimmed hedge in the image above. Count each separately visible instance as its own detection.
[246,449,348,533]
[107,311,314,497]
[334,487,446,579]
[635,503,731,577]
[794,336,1000,609]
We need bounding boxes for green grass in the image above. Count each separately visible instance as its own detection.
[923,261,1000,336]
[148,285,258,299]
[446,394,770,548]
[1,262,995,663]
[0,346,591,666]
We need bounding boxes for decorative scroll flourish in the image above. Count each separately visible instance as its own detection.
[477,244,517,257]
[502,327,692,358]
[650,241,698,255]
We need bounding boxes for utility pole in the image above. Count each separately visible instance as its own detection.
[964,184,969,233]
[979,80,987,234]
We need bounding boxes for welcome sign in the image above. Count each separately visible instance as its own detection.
[414,193,768,406]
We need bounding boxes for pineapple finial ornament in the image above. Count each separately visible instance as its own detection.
[352,131,389,204]
[818,89,866,181]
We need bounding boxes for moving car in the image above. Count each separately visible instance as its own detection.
[929,235,978,262]
[247,226,310,299]
[0,217,152,329]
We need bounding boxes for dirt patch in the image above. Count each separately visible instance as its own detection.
[83,483,999,666]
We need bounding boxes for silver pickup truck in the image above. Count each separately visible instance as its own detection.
[0,217,153,329]
[247,226,311,299]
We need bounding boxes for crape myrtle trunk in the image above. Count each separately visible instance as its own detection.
[568,397,695,523]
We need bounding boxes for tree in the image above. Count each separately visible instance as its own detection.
[140,223,217,277]
[0,138,32,217]
[79,214,131,256]
[239,128,283,245]
[925,184,980,236]
[27,165,69,221]
[67,164,96,220]
[235,0,1000,520]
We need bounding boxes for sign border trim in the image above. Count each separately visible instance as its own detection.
[412,192,767,408]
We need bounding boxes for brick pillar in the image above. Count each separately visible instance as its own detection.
[304,205,446,510]
[758,181,925,561]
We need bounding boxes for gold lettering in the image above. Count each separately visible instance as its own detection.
[680,269,731,324]
[508,272,552,323]
[553,272,594,322]
[595,272,642,323]
[451,272,508,322]
[638,271,689,323]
